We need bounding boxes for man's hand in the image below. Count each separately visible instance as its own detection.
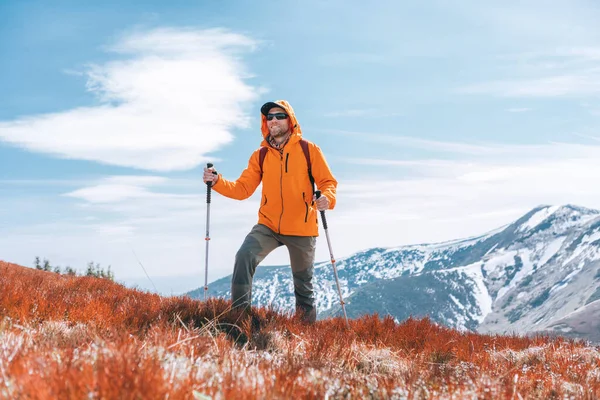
[313,193,329,211]
[203,167,219,185]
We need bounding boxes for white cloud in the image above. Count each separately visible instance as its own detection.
[0,27,261,171]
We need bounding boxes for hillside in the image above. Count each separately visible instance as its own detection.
[2,260,600,399]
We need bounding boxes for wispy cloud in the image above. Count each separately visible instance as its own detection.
[318,52,390,67]
[339,157,475,178]
[323,109,403,118]
[459,73,600,98]
[331,135,600,244]
[507,108,532,113]
[323,129,559,156]
[61,174,260,227]
[93,223,136,238]
[342,158,470,168]
[329,143,600,250]
[323,109,371,118]
[0,179,90,187]
[458,42,600,98]
[64,176,168,203]
[451,1,600,99]
[0,27,260,171]
[580,101,600,116]
[65,184,154,204]
[453,2,600,46]
[573,132,600,142]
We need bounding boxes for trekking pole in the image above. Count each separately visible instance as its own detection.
[315,190,349,325]
[204,163,217,300]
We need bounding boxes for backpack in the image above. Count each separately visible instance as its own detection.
[259,139,315,194]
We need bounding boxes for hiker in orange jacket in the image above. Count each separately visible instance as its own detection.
[203,100,338,323]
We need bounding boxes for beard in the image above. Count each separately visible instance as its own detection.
[269,125,289,138]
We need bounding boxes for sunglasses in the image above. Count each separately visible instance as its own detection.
[266,113,289,121]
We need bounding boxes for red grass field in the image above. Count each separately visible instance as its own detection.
[1,260,599,399]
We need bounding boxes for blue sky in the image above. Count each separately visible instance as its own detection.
[2,0,600,294]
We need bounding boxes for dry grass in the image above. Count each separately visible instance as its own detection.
[1,260,600,399]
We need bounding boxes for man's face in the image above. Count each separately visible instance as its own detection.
[266,107,290,138]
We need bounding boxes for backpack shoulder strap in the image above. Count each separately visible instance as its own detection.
[258,146,268,176]
[259,141,314,192]
[299,139,311,171]
[299,139,315,193]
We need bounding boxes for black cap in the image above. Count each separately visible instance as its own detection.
[260,101,286,116]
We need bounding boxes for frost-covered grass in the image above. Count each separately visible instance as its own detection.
[1,260,600,399]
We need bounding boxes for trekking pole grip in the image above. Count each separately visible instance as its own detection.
[206,163,217,203]
[315,190,328,230]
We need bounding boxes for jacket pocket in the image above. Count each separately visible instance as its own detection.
[285,153,289,173]
[259,195,268,218]
[303,192,308,223]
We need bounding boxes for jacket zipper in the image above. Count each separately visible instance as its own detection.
[278,153,284,233]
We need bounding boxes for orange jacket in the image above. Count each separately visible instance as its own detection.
[212,100,337,236]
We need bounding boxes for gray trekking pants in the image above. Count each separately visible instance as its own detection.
[231,223,317,323]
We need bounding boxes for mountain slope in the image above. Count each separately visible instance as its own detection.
[4,260,600,399]
[542,300,600,342]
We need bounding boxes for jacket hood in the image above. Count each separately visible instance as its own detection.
[260,100,302,144]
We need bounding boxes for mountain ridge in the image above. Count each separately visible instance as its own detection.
[187,204,600,342]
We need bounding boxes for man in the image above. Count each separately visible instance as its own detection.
[203,100,337,323]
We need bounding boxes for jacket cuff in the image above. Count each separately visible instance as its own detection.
[212,174,223,189]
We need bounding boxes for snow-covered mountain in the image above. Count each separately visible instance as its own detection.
[186,204,600,341]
